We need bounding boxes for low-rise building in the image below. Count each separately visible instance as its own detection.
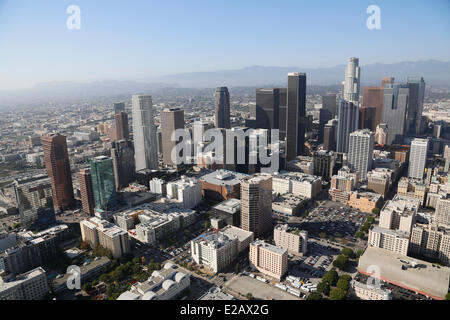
[272,193,308,216]
[210,198,241,229]
[117,262,190,300]
[199,170,248,201]
[350,280,392,300]
[397,177,428,206]
[221,225,254,253]
[272,171,322,199]
[379,195,418,233]
[166,176,202,209]
[347,191,382,213]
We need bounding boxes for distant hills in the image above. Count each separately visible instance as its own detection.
[153,60,450,88]
[0,60,449,108]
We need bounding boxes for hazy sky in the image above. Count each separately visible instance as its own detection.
[0,0,449,90]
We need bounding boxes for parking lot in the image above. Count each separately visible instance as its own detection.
[290,200,370,243]
[224,275,301,300]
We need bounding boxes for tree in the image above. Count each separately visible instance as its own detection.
[322,269,338,286]
[317,281,330,296]
[99,274,110,283]
[356,249,364,258]
[329,288,346,300]
[245,293,254,300]
[356,231,365,240]
[446,292,450,300]
[92,280,99,287]
[341,247,354,258]
[319,232,327,239]
[82,283,92,292]
[372,208,380,215]
[337,278,350,292]
[306,292,323,300]
[332,255,348,270]
[132,257,140,265]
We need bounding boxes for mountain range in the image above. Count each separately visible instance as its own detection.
[1,60,449,108]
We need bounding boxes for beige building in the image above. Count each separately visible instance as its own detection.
[241,174,273,237]
[397,177,428,206]
[221,225,254,253]
[435,198,450,227]
[367,169,391,198]
[273,224,308,256]
[272,171,322,199]
[347,191,382,213]
[80,217,131,259]
[409,223,450,266]
[368,225,410,255]
[379,195,418,233]
[350,280,392,300]
[249,240,287,281]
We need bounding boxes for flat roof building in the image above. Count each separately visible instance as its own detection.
[249,239,288,281]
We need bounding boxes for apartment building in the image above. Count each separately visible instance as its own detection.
[272,171,322,199]
[368,225,410,255]
[273,224,308,256]
[0,267,48,300]
[397,177,428,206]
[166,176,202,209]
[350,280,392,300]
[347,191,382,214]
[379,195,418,233]
[409,223,450,266]
[249,240,288,281]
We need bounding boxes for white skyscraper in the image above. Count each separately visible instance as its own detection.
[342,57,361,104]
[408,138,428,180]
[132,95,158,171]
[347,129,374,182]
[336,99,359,153]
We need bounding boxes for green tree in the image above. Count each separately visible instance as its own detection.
[336,278,350,292]
[322,269,338,286]
[332,255,348,270]
[317,281,330,296]
[329,288,346,300]
[356,231,365,240]
[319,232,327,239]
[99,274,110,283]
[356,249,364,257]
[82,283,92,292]
[245,293,254,300]
[446,292,450,300]
[92,280,99,286]
[306,292,323,300]
[341,247,354,258]
[132,257,140,265]
[372,208,380,215]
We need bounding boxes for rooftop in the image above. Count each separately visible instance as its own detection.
[199,169,249,186]
[252,239,287,255]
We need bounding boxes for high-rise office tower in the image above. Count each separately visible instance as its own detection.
[114,102,125,114]
[347,130,374,182]
[41,133,75,212]
[408,138,428,180]
[359,106,377,131]
[90,156,117,211]
[240,174,272,237]
[78,168,95,216]
[362,86,384,128]
[336,100,359,153]
[161,108,185,166]
[254,88,280,131]
[111,140,135,190]
[286,72,307,160]
[323,123,336,151]
[131,95,158,171]
[277,88,288,141]
[342,57,361,103]
[115,111,129,141]
[322,93,338,118]
[214,87,231,129]
[406,77,426,135]
[319,108,333,144]
[381,85,409,145]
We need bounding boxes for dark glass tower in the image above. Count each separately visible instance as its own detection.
[214,87,231,129]
[286,72,306,161]
[90,156,117,211]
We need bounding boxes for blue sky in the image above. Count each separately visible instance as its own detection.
[0,0,449,89]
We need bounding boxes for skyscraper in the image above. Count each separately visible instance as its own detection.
[111,140,135,190]
[408,138,428,180]
[348,130,374,182]
[362,86,384,128]
[240,174,272,237]
[114,102,125,114]
[342,57,361,103]
[161,108,185,166]
[78,168,95,216]
[277,88,288,141]
[359,106,377,131]
[319,108,333,144]
[115,111,129,141]
[131,95,158,171]
[381,85,409,145]
[336,100,359,153]
[254,88,280,131]
[90,156,117,211]
[214,87,231,129]
[41,133,75,212]
[406,77,426,135]
[286,72,307,160]
[323,123,336,151]
[322,93,338,117]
